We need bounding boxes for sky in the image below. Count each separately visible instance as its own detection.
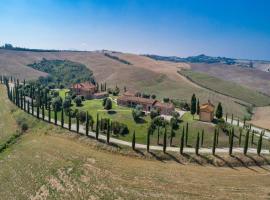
[0,0,270,60]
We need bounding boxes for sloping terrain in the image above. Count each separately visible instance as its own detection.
[0,85,270,199]
[190,63,270,96]
[250,106,270,130]
[0,49,266,117]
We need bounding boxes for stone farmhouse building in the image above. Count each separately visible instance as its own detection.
[199,101,215,122]
[117,92,175,115]
[70,82,108,99]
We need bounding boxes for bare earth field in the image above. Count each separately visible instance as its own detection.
[190,63,270,96]
[250,106,270,130]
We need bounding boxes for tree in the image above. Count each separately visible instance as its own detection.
[201,129,204,146]
[185,122,189,146]
[257,132,263,155]
[163,128,167,153]
[195,132,200,155]
[104,98,112,110]
[54,109,57,125]
[147,126,152,152]
[106,121,110,144]
[244,130,250,155]
[151,116,166,145]
[239,128,242,146]
[132,105,143,122]
[169,126,175,146]
[212,129,217,155]
[196,99,200,115]
[190,94,196,118]
[150,109,160,119]
[74,96,82,107]
[48,103,51,123]
[61,108,64,128]
[68,110,71,131]
[86,112,89,136]
[229,128,234,156]
[180,126,185,155]
[215,102,223,119]
[76,115,79,133]
[132,131,136,150]
[96,114,99,140]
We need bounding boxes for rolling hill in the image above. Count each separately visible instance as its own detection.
[1,49,270,118]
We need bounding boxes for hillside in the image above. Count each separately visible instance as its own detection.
[0,85,270,199]
[1,49,270,118]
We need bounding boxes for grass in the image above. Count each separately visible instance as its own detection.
[180,69,270,106]
[1,84,270,199]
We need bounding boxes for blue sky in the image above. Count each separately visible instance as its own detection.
[0,0,270,60]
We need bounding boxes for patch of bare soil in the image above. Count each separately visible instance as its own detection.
[250,106,270,130]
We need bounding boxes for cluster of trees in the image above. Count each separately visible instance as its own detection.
[28,59,95,88]
[104,53,132,65]
[107,85,120,96]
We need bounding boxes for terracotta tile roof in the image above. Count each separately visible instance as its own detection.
[200,101,215,113]
[93,92,108,97]
[154,102,174,109]
[123,91,136,97]
[118,95,156,105]
[71,82,96,90]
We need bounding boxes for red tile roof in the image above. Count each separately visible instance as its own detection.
[200,101,215,113]
[154,102,174,109]
[118,95,157,105]
[71,82,96,90]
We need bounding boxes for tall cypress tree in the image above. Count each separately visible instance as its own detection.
[31,93,34,115]
[163,128,167,153]
[27,100,30,114]
[201,129,204,147]
[195,132,200,155]
[196,99,200,115]
[61,108,64,128]
[106,121,110,144]
[239,128,242,146]
[185,122,189,146]
[96,113,99,140]
[231,114,234,124]
[216,128,219,145]
[180,126,185,155]
[132,131,136,150]
[68,110,71,131]
[170,127,174,147]
[86,112,89,136]
[229,127,234,156]
[212,129,217,155]
[244,130,250,155]
[54,109,57,125]
[76,115,79,133]
[147,127,151,152]
[42,104,45,120]
[215,102,223,119]
[48,103,51,123]
[190,94,197,119]
[257,132,263,156]
[251,130,255,145]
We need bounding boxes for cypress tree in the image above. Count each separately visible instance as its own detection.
[96,113,99,140]
[185,122,189,146]
[54,109,57,125]
[86,112,89,136]
[244,130,250,155]
[42,104,45,120]
[215,102,223,119]
[195,132,200,155]
[257,132,263,156]
[157,126,160,145]
[68,110,71,131]
[237,118,240,126]
[229,127,234,156]
[61,108,64,128]
[27,100,30,113]
[251,130,255,145]
[216,128,219,145]
[31,93,34,115]
[212,129,217,155]
[231,114,234,124]
[170,127,174,147]
[48,103,51,123]
[239,128,242,146]
[163,128,167,153]
[190,94,197,119]
[132,131,136,150]
[76,115,79,133]
[37,100,40,119]
[106,121,110,144]
[201,129,204,147]
[196,99,200,115]
[180,126,185,155]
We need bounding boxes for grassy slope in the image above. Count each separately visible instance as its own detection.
[0,86,270,199]
[180,69,270,106]
[0,50,248,117]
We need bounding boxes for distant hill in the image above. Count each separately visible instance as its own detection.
[145,54,236,65]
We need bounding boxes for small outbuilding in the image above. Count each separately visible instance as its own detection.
[199,101,215,122]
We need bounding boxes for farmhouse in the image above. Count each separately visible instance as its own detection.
[117,92,175,115]
[199,101,215,122]
[70,82,108,99]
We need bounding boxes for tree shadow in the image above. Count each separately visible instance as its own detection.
[108,110,117,115]
[134,149,145,156]
[214,154,238,170]
[231,155,258,172]
[165,152,183,164]
[148,151,165,163]
[246,154,270,172]
[182,153,204,166]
